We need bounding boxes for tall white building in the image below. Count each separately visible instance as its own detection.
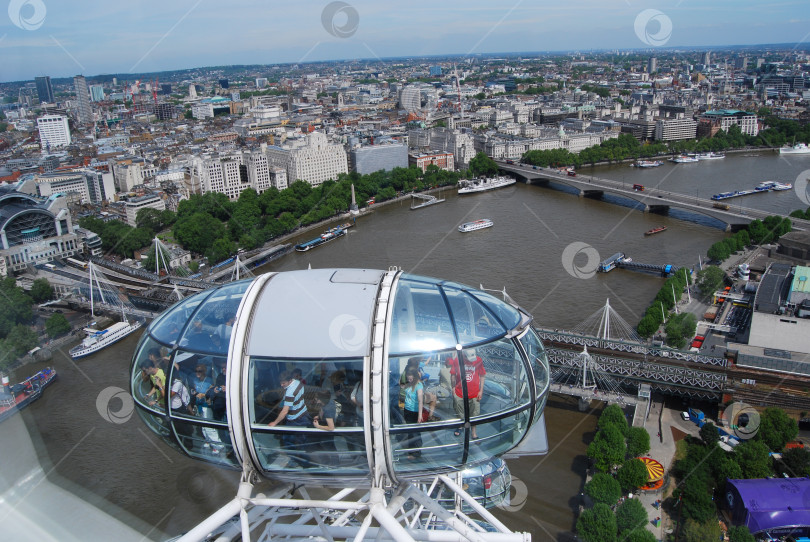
[37,115,71,150]
[112,161,145,192]
[266,132,348,187]
[89,84,105,102]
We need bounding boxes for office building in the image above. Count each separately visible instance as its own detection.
[654,118,697,141]
[408,151,454,172]
[351,144,408,174]
[36,114,71,150]
[34,76,54,103]
[266,132,348,188]
[699,109,759,136]
[89,84,105,102]
[125,194,166,227]
[648,57,657,74]
[73,75,93,125]
[28,169,115,204]
[190,151,286,200]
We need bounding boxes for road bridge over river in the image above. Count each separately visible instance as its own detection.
[499,162,810,232]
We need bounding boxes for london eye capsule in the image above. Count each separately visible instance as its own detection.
[130,268,549,486]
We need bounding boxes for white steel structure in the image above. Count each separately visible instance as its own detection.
[131,268,550,541]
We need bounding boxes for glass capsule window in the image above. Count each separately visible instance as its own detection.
[248,357,367,475]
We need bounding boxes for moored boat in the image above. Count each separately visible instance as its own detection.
[697,152,725,160]
[458,219,494,232]
[69,262,144,359]
[458,176,516,194]
[779,143,810,155]
[295,224,349,252]
[670,155,699,163]
[633,160,663,168]
[644,226,667,236]
[0,367,57,423]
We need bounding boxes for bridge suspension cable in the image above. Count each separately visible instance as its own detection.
[570,298,642,343]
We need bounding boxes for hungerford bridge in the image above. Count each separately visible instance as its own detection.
[498,161,810,232]
[539,300,728,403]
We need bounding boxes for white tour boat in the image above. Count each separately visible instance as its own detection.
[670,155,699,163]
[69,262,143,359]
[697,152,725,160]
[457,176,516,194]
[779,143,810,155]
[458,219,494,232]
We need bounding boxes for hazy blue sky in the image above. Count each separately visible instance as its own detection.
[1,0,808,82]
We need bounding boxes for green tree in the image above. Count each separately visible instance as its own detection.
[728,525,756,542]
[615,497,648,534]
[583,472,622,506]
[598,403,629,435]
[626,427,651,458]
[700,422,720,447]
[756,407,798,452]
[173,212,227,255]
[45,313,71,337]
[682,518,722,542]
[5,325,38,356]
[575,503,616,542]
[619,530,655,542]
[30,278,54,303]
[734,440,772,479]
[696,266,726,297]
[616,458,648,492]
[780,446,810,477]
[469,152,498,177]
[587,424,626,472]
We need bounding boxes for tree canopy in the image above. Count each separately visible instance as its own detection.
[30,278,54,303]
[616,458,648,492]
[576,503,617,542]
[584,472,622,507]
[615,497,648,535]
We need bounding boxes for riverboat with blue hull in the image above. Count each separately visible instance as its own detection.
[0,367,57,423]
[294,223,352,252]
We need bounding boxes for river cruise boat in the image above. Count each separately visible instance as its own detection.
[779,143,810,155]
[294,224,351,252]
[633,160,663,168]
[670,155,699,163]
[697,152,725,160]
[457,176,516,194]
[458,219,494,232]
[69,262,144,359]
[70,319,144,359]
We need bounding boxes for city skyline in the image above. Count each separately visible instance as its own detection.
[2,0,809,83]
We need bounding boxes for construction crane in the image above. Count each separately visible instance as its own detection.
[454,64,464,118]
[152,77,159,107]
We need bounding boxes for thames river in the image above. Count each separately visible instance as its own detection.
[7,150,810,540]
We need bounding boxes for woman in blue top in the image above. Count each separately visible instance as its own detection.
[403,367,424,459]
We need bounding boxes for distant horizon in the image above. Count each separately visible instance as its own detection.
[2,1,808,84]
[3,42,809,86]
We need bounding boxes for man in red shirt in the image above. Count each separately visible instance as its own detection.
[447,348,486,439]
